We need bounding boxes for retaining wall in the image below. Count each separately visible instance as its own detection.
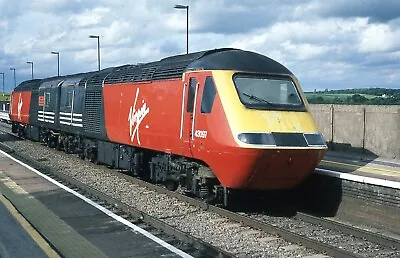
[309,104,400,159]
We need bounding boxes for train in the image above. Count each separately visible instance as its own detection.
[9,48,327,205]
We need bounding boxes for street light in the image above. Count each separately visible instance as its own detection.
[51,51,60,76]
[9,68,16,88]
[89,35,100,71]
[174,4,189,54]
[27,61,33,80]
[0,72,4,95]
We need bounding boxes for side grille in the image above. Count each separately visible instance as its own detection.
[84,89,103,134]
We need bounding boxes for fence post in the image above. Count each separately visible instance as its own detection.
[362,107,366,154]
[330,104,334,149]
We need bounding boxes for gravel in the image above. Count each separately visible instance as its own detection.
[244,213,400,257]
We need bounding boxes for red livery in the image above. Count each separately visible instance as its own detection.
[9,48,327,205]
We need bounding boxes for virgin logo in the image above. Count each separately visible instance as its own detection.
[17,93,23,120]
[128,88,150,145]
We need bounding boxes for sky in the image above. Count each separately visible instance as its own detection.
[0,0,400,93]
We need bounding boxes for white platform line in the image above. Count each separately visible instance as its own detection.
[0,149,193,258]
[315,168,400,189]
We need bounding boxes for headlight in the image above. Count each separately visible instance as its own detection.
[304,133,326,146]
[237,132,326,147]
[237,133,276,145]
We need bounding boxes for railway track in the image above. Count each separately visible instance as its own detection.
[0,122,399,257]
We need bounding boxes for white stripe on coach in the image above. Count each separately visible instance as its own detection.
[60,112,82,117]
[59,116,82,123]
[41,115,54,120]
[38,111,55,115]
[59,116,71,121]
[60,121,83,127]
[38,118,55,124]
[0,149,193,258]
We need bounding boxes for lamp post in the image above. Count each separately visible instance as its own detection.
[89,35,100,71]
[0,72,4,95]
[9,68,16,88]
[174,4,189,54]
[51,51,60,76]
[27,61,33,80]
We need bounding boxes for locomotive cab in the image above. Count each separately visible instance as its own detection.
[175,49,327,192]
[207,69,327,190]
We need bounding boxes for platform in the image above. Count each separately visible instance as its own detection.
[0,150,191,258]
[0,193,56,258]
[0,111,10,123]
[317,150,400,186]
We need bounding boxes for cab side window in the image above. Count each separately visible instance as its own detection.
[66,91,73,107]
[201,76,216,114]
[187,78,197,112]
[44,92,51,107]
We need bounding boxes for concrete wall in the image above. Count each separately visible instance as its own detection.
[310,104,400,159]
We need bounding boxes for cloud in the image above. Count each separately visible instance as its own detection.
[314,0,400,22]
[358,23,400,53]
[0,0,399,93]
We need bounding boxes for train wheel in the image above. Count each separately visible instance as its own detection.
[223,187,230,207]
[78,152,85,160]
[222,187,239,209]
[165,180,178,191]
[88,149,98,164]
[55,142,62,151]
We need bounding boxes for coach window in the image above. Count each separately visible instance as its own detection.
[187,77,197,112]
[66,91,73,107]
[44,92,51,107]
[201,76,216,113]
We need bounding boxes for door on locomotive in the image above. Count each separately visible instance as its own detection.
[38,80,58,125]
[180,71,216,159]
[180,73,198,157]
[59,78,83,129]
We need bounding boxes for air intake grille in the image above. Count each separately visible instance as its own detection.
[84,89,102,134]
[103,51,212,85]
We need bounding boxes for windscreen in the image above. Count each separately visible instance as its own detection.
[233,74,305,111]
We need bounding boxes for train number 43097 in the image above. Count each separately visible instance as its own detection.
[194,130,208,139]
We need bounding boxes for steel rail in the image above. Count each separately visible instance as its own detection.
[294,212,400,250]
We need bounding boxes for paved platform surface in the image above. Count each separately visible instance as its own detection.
[0,194,53,258]
[319,150,400,183]
[0,111,10,123]
[0,150,190,258]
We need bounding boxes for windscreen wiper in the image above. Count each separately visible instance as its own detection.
[242,92,274,106]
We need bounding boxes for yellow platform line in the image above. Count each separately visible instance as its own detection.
[320,160,400,176]
[0,193,60,258]
[0,172,107,258]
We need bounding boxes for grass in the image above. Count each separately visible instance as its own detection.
[0,93,10,101]
[304,93,377,101]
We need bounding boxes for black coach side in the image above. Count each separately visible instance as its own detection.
[37,79,62,128]
[58,76,85,134]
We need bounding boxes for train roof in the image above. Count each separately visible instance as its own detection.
[103,48,293,85]
[186,48,293,74]
[13,79,43,92]
[13,48,293,92]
